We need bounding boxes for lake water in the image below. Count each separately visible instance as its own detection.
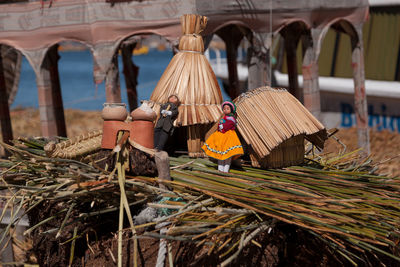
[12,49,229,111]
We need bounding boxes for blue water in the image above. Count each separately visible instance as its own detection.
[12,49,229,110]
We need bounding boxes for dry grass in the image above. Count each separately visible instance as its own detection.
[324,127,400,177]
[4,108,400,177]
[8,108,103,138]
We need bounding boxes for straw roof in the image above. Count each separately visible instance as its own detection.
[150,14,223,127]
[235,86,327,158]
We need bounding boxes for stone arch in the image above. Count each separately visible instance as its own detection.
[275,20,311,101]
[115,32,172,111]
[273,19,311,35]
[0,44,23,106]
[316,18,360,59]
[33,40,94,137]
[318,18,369,153]
[210,23,252,99]
[0,43,24,152]
[91,31,174,109]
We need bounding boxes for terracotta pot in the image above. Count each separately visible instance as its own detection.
[101,103,128,121]
[131,103,157,121]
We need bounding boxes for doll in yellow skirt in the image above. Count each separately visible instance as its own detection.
[202,101,244,172]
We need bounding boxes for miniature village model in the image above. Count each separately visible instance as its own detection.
[151,14,223,157]
[0,3,399,267]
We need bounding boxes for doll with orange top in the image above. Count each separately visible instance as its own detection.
[202,101,244,172]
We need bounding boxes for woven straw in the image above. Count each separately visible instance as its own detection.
[150,14,223,127]
[44,130,102,159]
[234,86,327,167]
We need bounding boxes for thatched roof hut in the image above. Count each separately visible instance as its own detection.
[235,86,327,168]
[150,14,222,126]
[150,14,223,156]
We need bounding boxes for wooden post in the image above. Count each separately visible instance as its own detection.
[36,45,67,137]
[284,35,301,101]
[203,34,214,51]
[217,25,245,99]
[247,32,271,89]
[351,26,370,154]
[301,30,321,119]
[0,47,13,157]
[281,24,305,101]
[105,54,122,103]
[155,151,171,191]
[121,43,139,111]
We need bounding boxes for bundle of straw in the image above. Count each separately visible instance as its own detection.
[44,130,102,159]
[234,86,327,167]
[1,138,400,265]
[150,14,223,126]
[164,153,400,265]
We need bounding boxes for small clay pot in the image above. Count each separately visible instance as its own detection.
[101,103,128,121]
[131,103,157,121]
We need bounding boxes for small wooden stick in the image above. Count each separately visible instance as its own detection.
[113,131,130,153]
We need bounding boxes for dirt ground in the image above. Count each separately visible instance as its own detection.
[6,108,400,177]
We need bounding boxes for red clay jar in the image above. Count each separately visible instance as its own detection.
[131,102,156,121]
[101,103,128,121]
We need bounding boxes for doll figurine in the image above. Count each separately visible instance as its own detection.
[202,101,244,172]
[154,95,180,150]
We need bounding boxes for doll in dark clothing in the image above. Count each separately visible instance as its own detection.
[154,95,180,150]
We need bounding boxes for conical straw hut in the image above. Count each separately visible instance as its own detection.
[150,14,223,157]
[234,86,328,168]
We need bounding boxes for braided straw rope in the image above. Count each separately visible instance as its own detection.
[44,130,102,159]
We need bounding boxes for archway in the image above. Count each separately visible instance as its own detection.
[0,44,22,155]
[277,21,310,102]
[213,23,252,99]
[318,19,369,152]
[116,33,174,111]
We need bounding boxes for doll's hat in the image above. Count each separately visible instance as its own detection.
[221,101,236,113]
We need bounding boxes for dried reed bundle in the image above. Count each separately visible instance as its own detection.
[44,130,102,159]
[150,14,223,127]
[234,87,327,167]
[1,138,400,265]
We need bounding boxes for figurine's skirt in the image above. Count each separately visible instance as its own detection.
[202,130,244,161]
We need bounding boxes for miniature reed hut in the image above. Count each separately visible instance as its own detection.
[150,14,223,157]
[235,86,327,168]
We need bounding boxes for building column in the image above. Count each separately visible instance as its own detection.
[121,43,139,111]
[301,29,322,119]
[351,26,370,154]
[105,54,121,103]
[0,47,13,156]
[203,34,214,51]
[284,34,301,101]
[36,45,67,137]
[247,32,271,89]
[217,25,245,99]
